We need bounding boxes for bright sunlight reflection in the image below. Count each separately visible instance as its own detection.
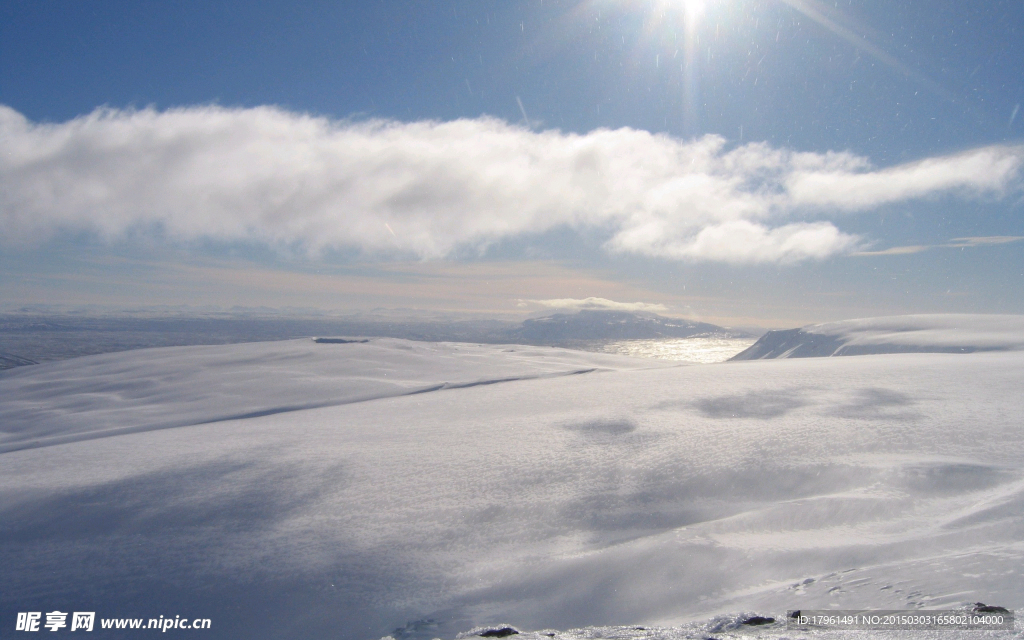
[651,0,708,24]
[679,0,707,22]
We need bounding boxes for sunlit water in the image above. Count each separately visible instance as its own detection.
[591,336,758,364]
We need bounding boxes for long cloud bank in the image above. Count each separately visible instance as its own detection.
[524,297,669,312]
[1,104,1020,264]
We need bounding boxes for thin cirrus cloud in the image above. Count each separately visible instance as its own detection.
[522,297,668,312]
[1,104,1020,265]
[851,235,1024,256]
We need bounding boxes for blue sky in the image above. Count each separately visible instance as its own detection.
[1,0,1022,326]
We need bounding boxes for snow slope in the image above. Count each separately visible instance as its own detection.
[1,328,1022,639]
[0,338,668,453]
[732,314,1024,359]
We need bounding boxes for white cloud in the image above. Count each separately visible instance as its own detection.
[1,104,1020,264]
[525,297,668,312]
[785,145,1022,210]
[850,235,1024,256]
[607,220,858,263]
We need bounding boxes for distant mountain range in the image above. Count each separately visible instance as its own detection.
[0,310,746,368]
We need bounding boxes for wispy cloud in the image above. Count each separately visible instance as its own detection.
[2,105,1021,265]
[850,245,930,257]
[785,146,1021,210]
[522,297,668,312]
[851,236,1024,256]
[948,236,1024,247]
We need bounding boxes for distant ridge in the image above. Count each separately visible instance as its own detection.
[731,314,1024,360]
[0,309,746,367]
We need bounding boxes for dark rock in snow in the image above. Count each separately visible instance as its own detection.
[477,627,519,637]
[740,616,776,625]
[973,603,1011,613]
[0,351,38,370]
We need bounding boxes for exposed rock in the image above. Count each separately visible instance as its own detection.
[477,627,520,638]
[0,352,38,370]
[974,603,1011,613]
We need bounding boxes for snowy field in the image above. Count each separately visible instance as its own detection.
[2,318,1023,639]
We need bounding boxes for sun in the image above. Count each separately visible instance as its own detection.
[679,0,707,22]
[648,0,708,31]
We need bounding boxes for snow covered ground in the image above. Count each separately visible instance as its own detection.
[0,338,666,453]
[2,322,1022,639]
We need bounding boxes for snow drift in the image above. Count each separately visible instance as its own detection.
[2,317,1023,639]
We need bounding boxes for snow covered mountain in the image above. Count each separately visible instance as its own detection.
[731,314,1024,359]
[2,317,1022,639]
